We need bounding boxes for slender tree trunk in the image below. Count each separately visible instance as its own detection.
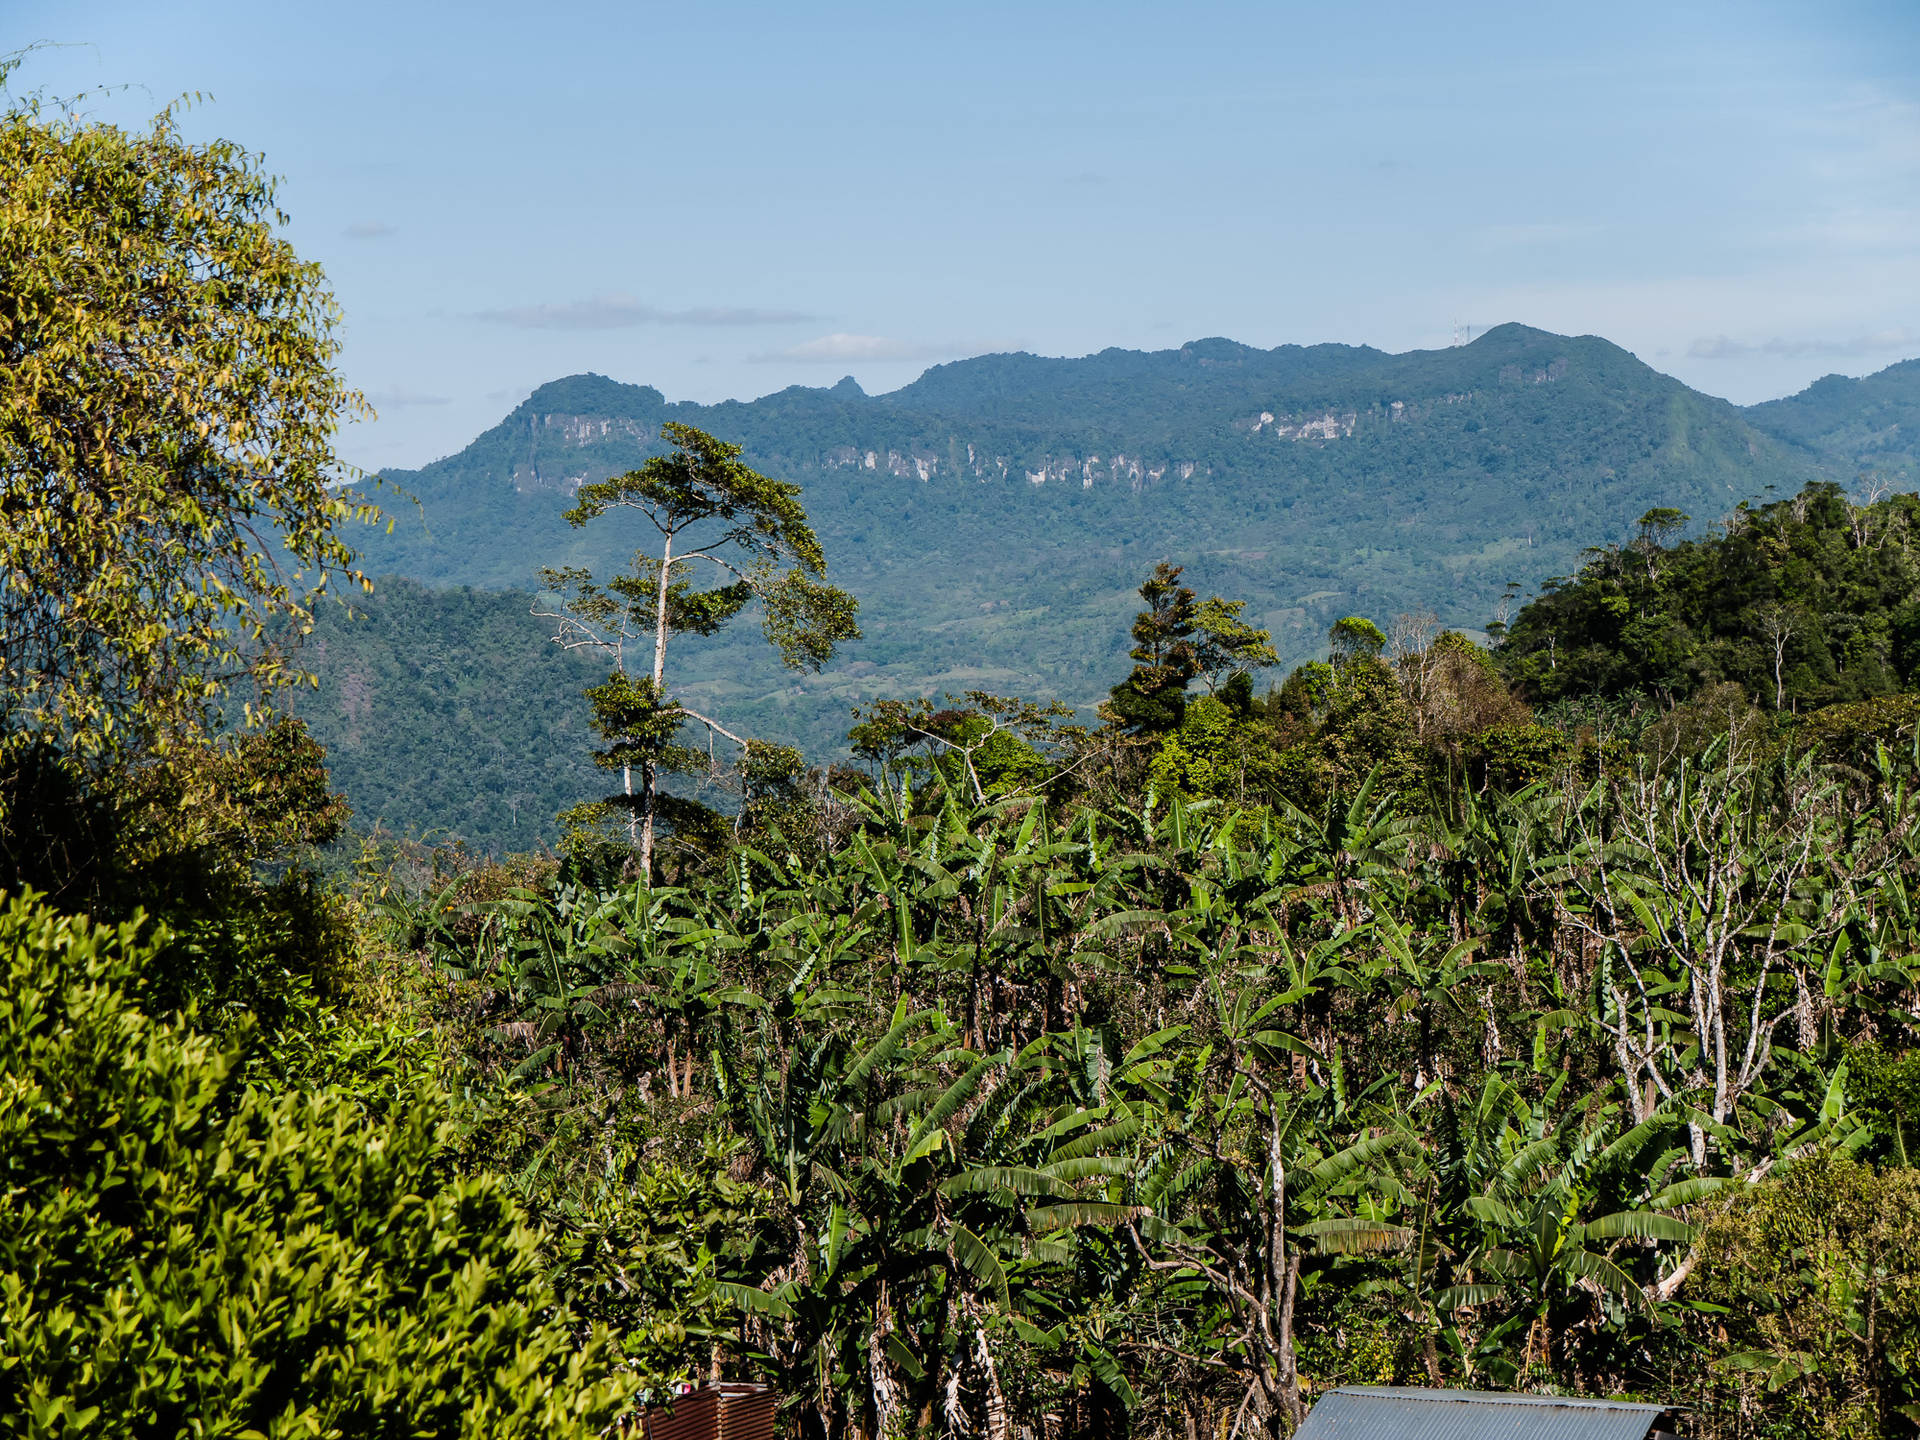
[870,1279,906,1440]
[1267,1101,1302,1433]
[639,758,658,879]
[977,1325,1010,1440]
[969,932,982,1051]
[1276,1251,1301,1433]
[623,761,639,850]
[641,531,675,880]
[652,533,674,687]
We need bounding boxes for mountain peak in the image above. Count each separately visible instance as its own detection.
[1176,337,1263,364]
[1745,352,1920,475]
[1468,321,1557,344]
[518,373,666,417]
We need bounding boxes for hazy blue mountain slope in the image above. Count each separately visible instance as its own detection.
[1746,358,1920,481]
[362,322,1812,630]
[321,323,1845,851]
[879,338,1391,429]
[288,581,604,855]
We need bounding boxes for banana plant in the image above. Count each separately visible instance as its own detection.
[1108,943,1410,1435]
[1418,1076,1696,1383]
[714,1010,1154,1440]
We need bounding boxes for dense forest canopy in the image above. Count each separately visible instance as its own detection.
[1500,483,1920,712]
[14,81,1920,1440]
[0,84,373,757]
[1745,357,1920,481]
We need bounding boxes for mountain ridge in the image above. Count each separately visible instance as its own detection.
[372,322,1811,579]
[1744,356,1920,480]
[302,325,1919,852]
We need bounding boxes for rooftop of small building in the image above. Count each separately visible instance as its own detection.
[1293,1386,1683,1440]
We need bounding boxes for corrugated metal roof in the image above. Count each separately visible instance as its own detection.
[640,1384,778,1440]
[1294,1386,1677,1440]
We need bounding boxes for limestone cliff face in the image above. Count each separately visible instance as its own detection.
[499,404,1221,495]
[507,413,653,493]
[488,347,1577,501]
[376,324,1823,613]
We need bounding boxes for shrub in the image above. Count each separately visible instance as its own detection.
[1793,693,1920,774]
[1693,1152,1920,1438]
[0,891,633,1438]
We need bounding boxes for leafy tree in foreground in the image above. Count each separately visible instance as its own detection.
[0,890,632,1438]
[1695,1152,1920,1437]
[0,72,381,1045]
[536,422,858,876]
[0,71,375,760]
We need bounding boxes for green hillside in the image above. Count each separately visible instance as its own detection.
[290,581,604,853]
[1500,481,1920,710]
[369,325,1812,617]
[1746,357,1920,482]
[314,324,1876,850]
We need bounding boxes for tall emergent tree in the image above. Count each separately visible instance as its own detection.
[0,73,374,759]
[537,422,859,875]
[1102,561,1277,736]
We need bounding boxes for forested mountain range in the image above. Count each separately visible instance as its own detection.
[35,76,1920,1440]
[299,324,1919,852]
[1745,356,1920,480]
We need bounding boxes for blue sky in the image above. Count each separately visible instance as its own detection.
[11,1,1920,470]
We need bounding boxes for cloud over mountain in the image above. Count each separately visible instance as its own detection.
[752,333,983,364]
[475,294,815,331]
[365,386,452,409]
[1690,328,1920,361]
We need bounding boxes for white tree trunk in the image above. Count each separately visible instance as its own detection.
[870,1279,906,1440]
[640,533,674,879]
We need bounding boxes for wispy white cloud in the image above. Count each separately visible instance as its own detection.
[1688,328,1920,361]
[475,293,815,330]
[365,386,453,408]
[1797,89,1920,191]
[344,221,398,239]
[751,333,981,364]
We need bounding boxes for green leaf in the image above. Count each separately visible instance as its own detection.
[1580,1210,1695,1244]
[1025,1202,1145,1230]
[1296,1217,1411,1254]
[941,1166,1072,1200]
[1560,1247,1650,1304]
[1433,1284,1503,1310]
[951,1224,1011,1310]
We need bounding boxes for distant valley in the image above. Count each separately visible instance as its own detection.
[298,323,1918,853]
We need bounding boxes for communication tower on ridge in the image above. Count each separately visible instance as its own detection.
[1451,321,1474,346]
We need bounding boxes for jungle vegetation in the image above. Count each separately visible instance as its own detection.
[12,71,1920,1440]
[296,327,1920,852]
